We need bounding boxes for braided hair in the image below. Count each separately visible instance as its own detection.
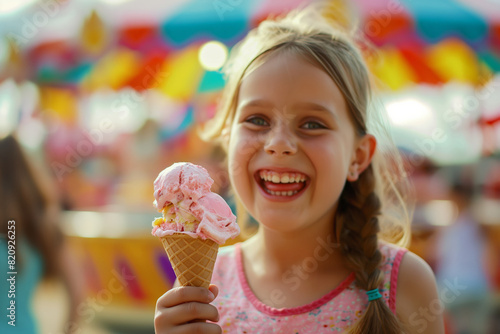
[336,166,404,333]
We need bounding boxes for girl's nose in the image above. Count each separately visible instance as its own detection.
[264,125,297,156]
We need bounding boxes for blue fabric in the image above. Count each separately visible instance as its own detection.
[197,70,226,93]
[401,0,488,44]
[0,238,44,334]
[160,0,264,48]
[479,51,500,73]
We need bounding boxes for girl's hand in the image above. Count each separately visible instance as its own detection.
[154,284,221,334]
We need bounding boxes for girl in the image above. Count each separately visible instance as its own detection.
[154,7,444,334]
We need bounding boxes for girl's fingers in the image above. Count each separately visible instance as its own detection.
[157,286,215,309]
[155,285,221,330]
[208,284,219,299]
[154,301,220,330]
[165,322,222,334]
[166,301,220,325]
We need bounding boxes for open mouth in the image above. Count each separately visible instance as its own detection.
[255,169,309,198]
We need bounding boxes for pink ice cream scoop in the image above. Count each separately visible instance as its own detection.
[152,162,239,245]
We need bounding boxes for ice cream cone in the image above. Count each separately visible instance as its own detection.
[160,233,219,289]
[152,163,239,288]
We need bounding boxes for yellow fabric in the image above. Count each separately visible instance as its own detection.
[426,39,479,84]
[157,45,203,101]
[81,48,141,91]
[369,47,417,90]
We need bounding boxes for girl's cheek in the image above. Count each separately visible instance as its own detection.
[231,129,262,157]
[228,160,244,181]
[238,139,260,158]
[228,134,260,179]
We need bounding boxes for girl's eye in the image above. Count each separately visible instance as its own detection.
[245,116,269,127]
[301,121,326,129]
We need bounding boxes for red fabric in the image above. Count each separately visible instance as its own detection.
[389,248,408,313]
[119,26,157,48]
[125,52,168,91]
[399,47,444,84]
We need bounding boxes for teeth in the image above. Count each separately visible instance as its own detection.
[260,171,307,184]
[267,189,298,196]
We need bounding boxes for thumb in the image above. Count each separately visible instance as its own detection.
[208,284,219,300]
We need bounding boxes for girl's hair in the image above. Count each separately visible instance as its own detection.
[0,135,63,278]
[201,5,412,333]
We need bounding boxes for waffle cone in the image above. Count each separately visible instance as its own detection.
[160,233,219,289]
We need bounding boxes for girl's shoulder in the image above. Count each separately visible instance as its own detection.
[394,248,445,333]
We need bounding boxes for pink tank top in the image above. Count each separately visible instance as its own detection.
[211,242,407,333]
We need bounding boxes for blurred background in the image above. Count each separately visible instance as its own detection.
[0,0,499,333]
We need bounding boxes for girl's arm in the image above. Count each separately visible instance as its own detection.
[396,251,445,334]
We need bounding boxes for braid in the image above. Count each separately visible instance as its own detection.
[336,165,405,333]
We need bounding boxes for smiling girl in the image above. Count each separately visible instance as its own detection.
[154,7,444,334]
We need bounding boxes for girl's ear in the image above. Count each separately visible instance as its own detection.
[347,134,377,182]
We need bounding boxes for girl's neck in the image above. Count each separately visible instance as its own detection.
[241,223,345,275]
[239,223,352,309]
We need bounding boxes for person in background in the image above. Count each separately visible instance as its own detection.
[0,134,82,334]
[473,160,500,333]
[435,165,491,334]
[405,157,445,272]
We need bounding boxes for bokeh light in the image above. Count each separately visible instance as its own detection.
[198,41,228,71]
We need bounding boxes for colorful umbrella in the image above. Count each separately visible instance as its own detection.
[352,0,500,88]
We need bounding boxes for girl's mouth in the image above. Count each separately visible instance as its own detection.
[255,169,309,200]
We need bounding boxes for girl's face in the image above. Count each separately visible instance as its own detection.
[227,52,361,234]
